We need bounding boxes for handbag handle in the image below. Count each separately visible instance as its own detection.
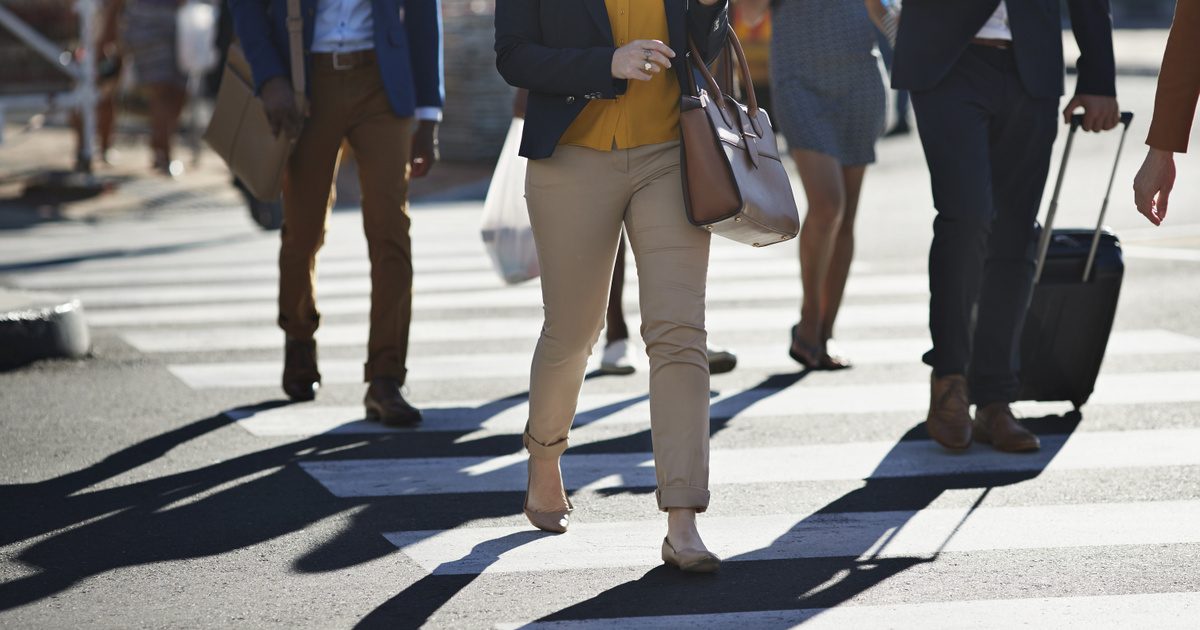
[286,0,308,116]
[687,29,761,135]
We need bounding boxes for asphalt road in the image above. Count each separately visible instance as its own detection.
[1,73,1199,629]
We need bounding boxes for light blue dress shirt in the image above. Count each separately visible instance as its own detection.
[311,0,442,121]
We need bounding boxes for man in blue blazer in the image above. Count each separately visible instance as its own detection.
[892,0,1118,453]
[229,0,444,425]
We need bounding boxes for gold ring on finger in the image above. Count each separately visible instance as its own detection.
[644,62,653,72]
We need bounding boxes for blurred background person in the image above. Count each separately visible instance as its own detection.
[113,0,188,176]
[742,0,886,371]
[70,0,123,170]
[1133,0,1198,226]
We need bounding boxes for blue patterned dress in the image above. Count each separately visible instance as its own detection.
[769,0,887,165]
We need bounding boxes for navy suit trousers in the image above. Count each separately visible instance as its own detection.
[911,45,1058,405]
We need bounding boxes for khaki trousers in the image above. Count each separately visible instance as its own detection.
[524,141,712,511]
[278,61,415,383]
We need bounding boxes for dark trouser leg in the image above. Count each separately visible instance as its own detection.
[969,89,1058,405]
[344,67,416,383]
[912,48,1000,379]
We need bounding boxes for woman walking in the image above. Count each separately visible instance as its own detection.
[495,0,729,572]
[744,0,886,369]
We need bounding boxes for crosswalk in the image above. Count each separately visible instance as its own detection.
[4,202,1199,627]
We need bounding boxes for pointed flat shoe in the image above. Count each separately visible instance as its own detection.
[661,537,720,573]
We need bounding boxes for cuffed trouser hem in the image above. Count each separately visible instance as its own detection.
[523,425,569,459]
[656,486,710,513]
[363,362,406,384]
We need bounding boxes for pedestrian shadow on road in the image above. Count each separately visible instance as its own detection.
[534,412,1082,626]
[354,531,545,630]
[0,384,661,614]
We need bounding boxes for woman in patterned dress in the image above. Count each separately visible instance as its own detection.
[742,0,887,370]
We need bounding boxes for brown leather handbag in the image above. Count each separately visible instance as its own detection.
[679,30,800,248]
[203,0,307,202]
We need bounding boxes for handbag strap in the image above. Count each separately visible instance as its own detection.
[286,0,308,116]
[687,30,762,134]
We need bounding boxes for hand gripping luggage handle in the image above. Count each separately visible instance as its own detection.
[1033,111,1134,285]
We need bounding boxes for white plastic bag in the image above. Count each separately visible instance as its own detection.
[177,0,219,75]
[481,118,540,285]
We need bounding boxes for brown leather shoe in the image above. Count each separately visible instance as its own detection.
[282,338,320,401]
[926,374,972,451]
[364,377,422,427]
[974,402,1041,452]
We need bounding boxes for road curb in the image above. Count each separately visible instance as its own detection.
[0,289,90,370]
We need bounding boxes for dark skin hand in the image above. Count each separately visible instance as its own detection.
[411,120,438,178]
[262,76,303,139]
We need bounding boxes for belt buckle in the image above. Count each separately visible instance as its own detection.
[331,51,353,71]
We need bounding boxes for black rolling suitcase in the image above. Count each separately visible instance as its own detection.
[1017,112,1134,409]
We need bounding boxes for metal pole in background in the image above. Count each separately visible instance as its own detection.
[76,0,99,173]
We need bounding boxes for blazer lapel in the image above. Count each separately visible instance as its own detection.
[584,0,615,44]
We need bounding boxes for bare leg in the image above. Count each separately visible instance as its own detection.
[791,148,847,364]
[149,83,186,169]
[605,233,630,345]
[667,508,705,552]
[819,165,867,367]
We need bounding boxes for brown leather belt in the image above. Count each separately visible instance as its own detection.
[311,49,376,71]
[971,37,1012,50]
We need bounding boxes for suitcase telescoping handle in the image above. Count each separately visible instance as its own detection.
[1034,111,1134,284]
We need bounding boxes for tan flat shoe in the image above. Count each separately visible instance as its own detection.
[661,537,720,573]
[523,459,573,534]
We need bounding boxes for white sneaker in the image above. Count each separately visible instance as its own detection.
[600,339,637,375]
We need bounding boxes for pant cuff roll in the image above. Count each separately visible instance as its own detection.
[656,486,710,513]
[523,426,569,459]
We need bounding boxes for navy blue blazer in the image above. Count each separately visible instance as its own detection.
[495,0,730,159]
[228,0,444,118]
[892,0,1116,99]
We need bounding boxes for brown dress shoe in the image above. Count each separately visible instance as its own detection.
[974,402,1041,452]
[926,374,972,451]
[282,338,321,401]
[364,377,422,427]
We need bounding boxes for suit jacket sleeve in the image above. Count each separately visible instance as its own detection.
[688,0,730,66]
[1147,0,1200,153]
[228,0,288,93]
[406,0,446,109]
[494,0,626,99]
[1066,0,1117,97]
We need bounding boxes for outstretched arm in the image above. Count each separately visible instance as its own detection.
[1133,0,1200,226]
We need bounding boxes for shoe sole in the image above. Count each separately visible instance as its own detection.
[365,404,422,427]
[598,365,636,376]
[709,356,737,375]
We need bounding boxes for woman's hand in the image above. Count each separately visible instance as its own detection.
[612,40,675,82]
[1133,147,1176,226]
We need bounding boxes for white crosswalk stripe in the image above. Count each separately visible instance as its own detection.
[298,428,1200,497]
[387,500,1200,574]
[497,592,1200,630]
[11,204,1198,627]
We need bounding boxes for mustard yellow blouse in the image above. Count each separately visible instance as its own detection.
[558,0,681,151]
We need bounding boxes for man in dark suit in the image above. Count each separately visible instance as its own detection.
[229,0,443,425]
[892,0,1119,452]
